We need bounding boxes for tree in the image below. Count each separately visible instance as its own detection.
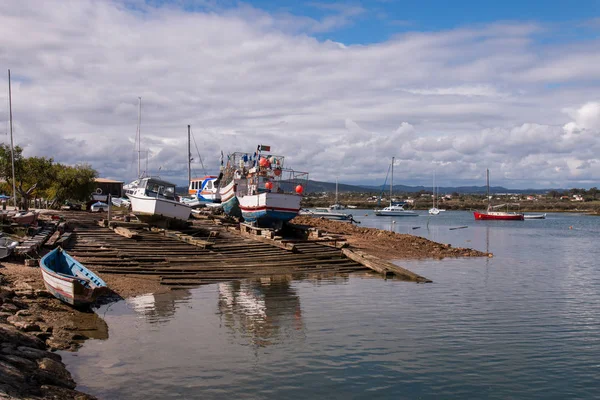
[46,163,98,205]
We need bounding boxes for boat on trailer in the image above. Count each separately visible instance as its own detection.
[40,247,108,307]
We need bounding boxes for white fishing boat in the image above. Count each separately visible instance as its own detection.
[299,208,353,221]
[524,213,546,219]
[374,157,418,217]
[127,177,191,222]
[219,146,308,228]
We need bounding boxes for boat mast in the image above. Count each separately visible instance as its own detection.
[8,70,16,209]
[137,97,142,178]
[335,177,338,205]
[486,168,490,211]
[390,157,394,207]
[187,124,191,184]
[432,170,435,209]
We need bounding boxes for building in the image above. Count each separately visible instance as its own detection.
[93,178,124,198]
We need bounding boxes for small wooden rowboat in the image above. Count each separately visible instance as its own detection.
[39,247,108,306]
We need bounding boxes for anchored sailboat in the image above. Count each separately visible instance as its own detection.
[374,157,417,217]
[473,169,524,221]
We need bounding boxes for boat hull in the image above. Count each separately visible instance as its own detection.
[374,210,418,216]
[474,211,524,221]
[524,213,546,219]
[129,194,191,221]
[238,192,301,226]
[219,180,241,218]
[40,248,107,307]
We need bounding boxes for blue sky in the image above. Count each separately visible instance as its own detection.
[153,0,600,44]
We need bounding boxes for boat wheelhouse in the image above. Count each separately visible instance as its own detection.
[126,177,191,222]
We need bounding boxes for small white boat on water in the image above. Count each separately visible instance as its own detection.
[374,204,418,217]
[374,157,418,217]
[299,208,353,221]
[126,177,191,222]
[524,213,546,219]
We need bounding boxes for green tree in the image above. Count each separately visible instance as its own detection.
[46,163,98,205]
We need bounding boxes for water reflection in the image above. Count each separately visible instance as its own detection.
[218,276,304,347]
[126,289,193,323]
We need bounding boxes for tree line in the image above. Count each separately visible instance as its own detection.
[0,144,97,209]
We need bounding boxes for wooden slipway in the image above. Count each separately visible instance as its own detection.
[61,212,430,288]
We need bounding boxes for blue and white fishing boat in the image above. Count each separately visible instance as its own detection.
[40,247,108,307]
[219,146,308,228]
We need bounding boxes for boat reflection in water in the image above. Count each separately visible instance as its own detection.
[126,289,193,324]
[218,276,303,347]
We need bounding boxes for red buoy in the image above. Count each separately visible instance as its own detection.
[274,168,282,176]
[265,181,273,190]
[259,157,268,167]
[295,185,304,194]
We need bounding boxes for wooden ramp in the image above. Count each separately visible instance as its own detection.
[63,215,371,288]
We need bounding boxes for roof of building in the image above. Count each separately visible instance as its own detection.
[94,178,124,184]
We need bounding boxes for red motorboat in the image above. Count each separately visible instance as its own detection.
[474,169,524,221]
[473,210,524,220]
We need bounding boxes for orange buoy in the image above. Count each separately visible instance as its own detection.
[274,168,282,176]
[295,185,304,194]
[265,181,273,190]
[259,157,268,167]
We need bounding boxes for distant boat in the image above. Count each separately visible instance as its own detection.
[374,157,418,217]
[429,171,440,215]
[40,247,108,306]
[299,208,353,221]
[329,178,344,210]
[473,170,524,221]
[0,237,18,260]
[524,213,546,220]
[127,177,191,222]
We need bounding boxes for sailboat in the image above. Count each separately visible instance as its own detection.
[183,125,221,207]
[374,157,417,217]
[473,169,524,221]
[329,177,345,210]
[428,171,440,215]
[7,70,17,210]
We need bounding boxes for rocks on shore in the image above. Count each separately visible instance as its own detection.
[0,278,97,400]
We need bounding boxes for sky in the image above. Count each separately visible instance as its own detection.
[1,0,600,189]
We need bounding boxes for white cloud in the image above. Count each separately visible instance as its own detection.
[0,0,599,189]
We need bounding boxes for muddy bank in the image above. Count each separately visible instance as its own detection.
[290,216,490,260]
[0,268,98,399]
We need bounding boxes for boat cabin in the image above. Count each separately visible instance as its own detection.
[136,178,178,201]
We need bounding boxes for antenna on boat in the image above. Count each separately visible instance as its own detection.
[486,168,490,211]
[137,97,142,178]
[187,125,191,185]
[8,69,16,210]
[390,156,394,207]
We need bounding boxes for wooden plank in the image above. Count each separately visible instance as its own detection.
[113,226,140,239]
[341,248,432,283]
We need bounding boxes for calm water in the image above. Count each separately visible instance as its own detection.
[62,211,600,399]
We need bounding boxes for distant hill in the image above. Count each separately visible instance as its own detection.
[178,180,555,196]
[304,180,552,195]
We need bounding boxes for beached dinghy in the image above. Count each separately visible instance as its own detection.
[40,247,108,306]
[0,237,18,260]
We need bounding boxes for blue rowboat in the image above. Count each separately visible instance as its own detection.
[39,247,108,307]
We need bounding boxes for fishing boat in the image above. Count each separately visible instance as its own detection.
[524,213,546,219]
[299,208,353,221]
[127,177,191,222]
[0,237,18,260]
[374,157,418,217]
[39,247,108,306]
[219,146,308,228]
[473,170,524,221]
[187,176,221,205]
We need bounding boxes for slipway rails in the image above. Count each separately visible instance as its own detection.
[57,211,430,288]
